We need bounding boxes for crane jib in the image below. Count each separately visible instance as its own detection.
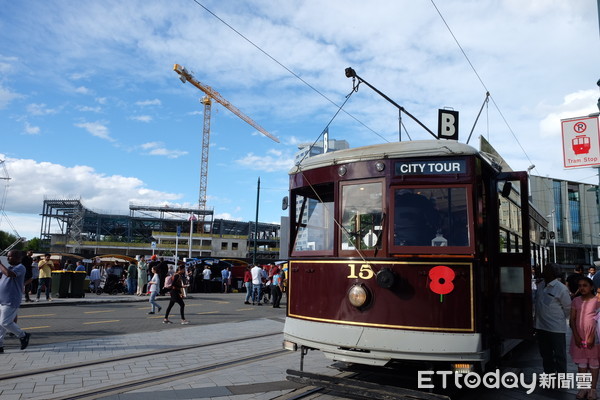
[173,64,280,143]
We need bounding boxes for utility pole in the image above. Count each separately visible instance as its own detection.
[253,177,260,265]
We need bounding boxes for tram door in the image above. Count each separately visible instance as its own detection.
[492,172,533,339]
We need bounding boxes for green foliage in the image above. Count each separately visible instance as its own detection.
[24,237,42,252]
[0,230,24,251]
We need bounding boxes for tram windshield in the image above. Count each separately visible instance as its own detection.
[293,183,335,252]
[393,186,470,248]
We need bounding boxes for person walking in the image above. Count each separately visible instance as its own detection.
[90,265,101,292]
[243,266,252,304]
[202,263,211,293]
[0,250,31,352]
[535,263,571,374]
[136,256,148,296]
[221,266,231,293]
[271,267,283,308]
[126,261,137,295]
[147,266,162,314]
[569,276,600,399]
[36,253,53,302]
[251,264,263,306]
[163,266,189,325]
[21,250,33,302]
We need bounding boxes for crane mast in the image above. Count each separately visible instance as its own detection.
[174,64,279,221]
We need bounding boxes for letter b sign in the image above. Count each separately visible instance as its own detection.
[438,109,459,140]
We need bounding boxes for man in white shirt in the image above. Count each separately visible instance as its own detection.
[250,264,263,306]
[534,263,571,374]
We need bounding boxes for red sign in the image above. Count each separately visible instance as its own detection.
[562,116,600,168]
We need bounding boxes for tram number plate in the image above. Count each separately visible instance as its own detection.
[347,264,375,280]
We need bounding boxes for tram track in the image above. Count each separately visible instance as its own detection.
[49,348,290,400]
[0,331,282,382]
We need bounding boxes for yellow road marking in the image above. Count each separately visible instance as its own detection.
[209,300,229,304]
[196,311,219,315]
[22,326,51,330]
[236,308,254,311]
[83,320,120,325]
[19,314,56,318]
[84,310,114,314]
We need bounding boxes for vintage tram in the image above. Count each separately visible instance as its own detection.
[282,139,548,372]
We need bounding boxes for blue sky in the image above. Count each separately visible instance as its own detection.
[0,0,599,240]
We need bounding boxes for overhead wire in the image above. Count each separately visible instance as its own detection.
[189,0,387,142]
[430,0,537,170]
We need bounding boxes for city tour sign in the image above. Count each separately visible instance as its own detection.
[561,115,600,168]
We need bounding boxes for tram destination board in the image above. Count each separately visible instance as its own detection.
[395,159,467,175]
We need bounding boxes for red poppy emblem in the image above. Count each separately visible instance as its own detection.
[428,265,455,295]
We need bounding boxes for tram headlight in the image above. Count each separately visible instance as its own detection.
[348,284,369,308]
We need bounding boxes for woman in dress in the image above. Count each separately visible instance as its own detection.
[570,277,600,399]
[136,256,148,296]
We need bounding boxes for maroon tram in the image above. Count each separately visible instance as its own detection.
[283,139,548,372]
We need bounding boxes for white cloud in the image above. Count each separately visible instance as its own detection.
[74,121,114,141]
[131,115,153,123]
[539,90,599,138]
[235,152,294,172]
[0,155,183,218]
[95,97,107,105]
[136,99,161,107]
[140,142,188,158]
[23,121,40,135]
[0,85,22,109]
[77,105,102,112]
[74,86,91,94]
[27,103,59,116]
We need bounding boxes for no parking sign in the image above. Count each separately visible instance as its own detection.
[561,115,600,168]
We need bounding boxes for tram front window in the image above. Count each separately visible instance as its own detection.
[292,184,334,253]
[393,187,470,247]
[341,182,383,251]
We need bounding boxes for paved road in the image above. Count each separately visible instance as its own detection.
[16,293,285,347]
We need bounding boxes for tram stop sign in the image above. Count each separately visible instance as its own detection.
[561,115,600,168]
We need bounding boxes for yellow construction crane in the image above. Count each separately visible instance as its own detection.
[173,64,279,213]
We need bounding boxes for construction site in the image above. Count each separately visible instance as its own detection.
[27,64,285,264]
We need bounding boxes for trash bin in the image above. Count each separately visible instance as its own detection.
[70,271,86,298]
[51,271,71,298]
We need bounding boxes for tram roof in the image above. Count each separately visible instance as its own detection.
[291,140,479,173]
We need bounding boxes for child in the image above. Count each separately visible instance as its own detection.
[570,277,600,399]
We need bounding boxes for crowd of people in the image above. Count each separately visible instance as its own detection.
[534,263,600,399]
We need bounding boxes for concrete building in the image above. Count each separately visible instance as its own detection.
[530,175,600,267]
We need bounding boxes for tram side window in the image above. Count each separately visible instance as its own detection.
[393,187,470,247]
[498,180,523,253]
[340,182,383,251]
[293,184,334,252]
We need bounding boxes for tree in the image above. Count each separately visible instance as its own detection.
[0,230,24,252]
[24,237,42,252]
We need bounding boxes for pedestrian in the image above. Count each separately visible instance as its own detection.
[147,266,162,314]
[126,261,137,295]
[90,265,101,292]
[136,256,148,296]
[157,258,169,295]
[30,256,39,296]
[588,266,597,279]
[569,276,600,399]
[21,250,33,302]
[251,264,263,306]
[534,263,571,374]
[36,253,53,302]
[243,266,252,304]
[0,250,31,352]
[568,265,585,298]
[271,267,283,308]
[75,261,86,272]
[202,263,211,293]
[262,265,271,304]
[221,266,231,293]
[163,266,189,325]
